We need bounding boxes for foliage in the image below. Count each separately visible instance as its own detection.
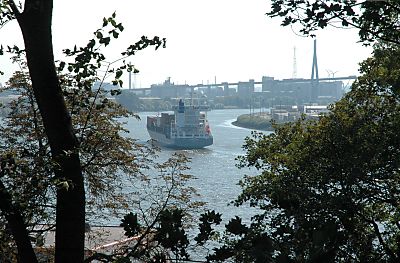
[0,12,204,261]
[0,70,202,255]
[235,44,400,262]
[82,3,400,263]
[0,3,168,261]
[194,210,222,246]
[90,207,273,263]
[232,114,273,131]
[0,70,55,259]
[155,209,190,260]
[267,0,400,45]
[213,95,251,109]
[85,152,202,262]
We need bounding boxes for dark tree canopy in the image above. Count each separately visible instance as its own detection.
[268,0,400,45]
[0,1,166,262]
[235,43,400,262]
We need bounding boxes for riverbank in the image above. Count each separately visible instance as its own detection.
[231,113,274,131]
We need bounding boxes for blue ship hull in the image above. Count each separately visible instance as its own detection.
[147,129,213,149]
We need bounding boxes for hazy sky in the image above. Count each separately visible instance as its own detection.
[1,0,372,88]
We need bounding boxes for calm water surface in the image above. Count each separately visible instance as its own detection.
[124,109,270,221]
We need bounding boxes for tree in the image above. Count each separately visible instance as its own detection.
[89,206,275,263]
[267,0,400,45]
[0,69,201,261]
[0,1,83,261]
[235,44,400,262]
[114,90,142,111]
[85,152,203,262]
[0,2,165,262]
[1,48,201,262]
[217,2,400,262]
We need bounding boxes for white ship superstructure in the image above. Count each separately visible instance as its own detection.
[147,99,213,149]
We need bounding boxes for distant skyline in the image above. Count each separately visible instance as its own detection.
[0,0,372,88]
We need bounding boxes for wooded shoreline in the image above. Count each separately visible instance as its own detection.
[231,113,274,131]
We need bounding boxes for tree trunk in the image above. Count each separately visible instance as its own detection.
[14,1,86,262]
[0,181,38,263]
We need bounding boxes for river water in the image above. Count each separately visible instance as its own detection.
[124,109,271,221]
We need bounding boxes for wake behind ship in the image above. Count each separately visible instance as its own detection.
[146,99,213,149]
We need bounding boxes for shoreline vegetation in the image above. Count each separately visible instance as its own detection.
[232,105,329,131]
[231,113,275,131]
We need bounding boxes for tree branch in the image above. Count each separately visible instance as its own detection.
[7,0,20,17]
[0,179,38,262]
[357,212,397,261]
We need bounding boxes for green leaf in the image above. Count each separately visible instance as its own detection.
[117,23,124,32]
[120,212,141,238]
[87,39,95,49]
[225,216,248,235]
[110,18,117,27]
[195,210,222,245]
[115,70,123,79]
[99,37,111,46]
[59,61,66,71]
[96,31,103,39]
[110,89,121,96]
[102,17,108,27]
[112,30,119,39]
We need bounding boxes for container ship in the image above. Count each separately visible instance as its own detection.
[146,99,213,149]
